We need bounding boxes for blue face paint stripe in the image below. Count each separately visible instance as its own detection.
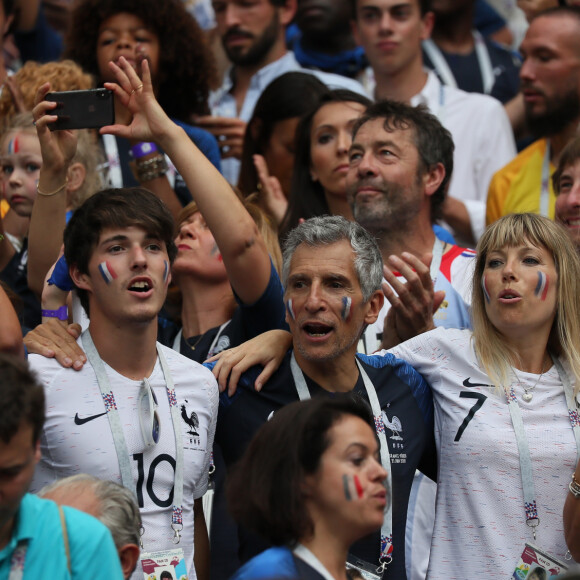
[341,296,352,320]
[286,299,295,320]
[343,474,352,501]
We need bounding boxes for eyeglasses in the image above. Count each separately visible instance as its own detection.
[139,378,161,447]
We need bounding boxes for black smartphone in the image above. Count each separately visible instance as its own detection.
[45,88,114,131]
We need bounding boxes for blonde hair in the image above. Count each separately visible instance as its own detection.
[0,113,103,210]
[472,213,580,392]
[0,60,94,123]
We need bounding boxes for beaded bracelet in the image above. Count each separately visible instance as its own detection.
[133,154,168,182]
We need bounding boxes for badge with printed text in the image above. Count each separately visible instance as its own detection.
[512,543,568,580]
[346,554,383,580]
[140,548,188,580]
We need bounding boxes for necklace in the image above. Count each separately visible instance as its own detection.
[185,333,203,351]
[518,358,549,403]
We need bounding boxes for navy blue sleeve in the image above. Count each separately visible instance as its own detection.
[233,258,289,336]
[172,119,222,173]
[358,352,434,430]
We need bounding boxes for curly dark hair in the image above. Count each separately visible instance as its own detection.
[63,0,216,120]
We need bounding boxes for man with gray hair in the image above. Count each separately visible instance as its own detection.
[39,475,141,579]
[212,215,436,579]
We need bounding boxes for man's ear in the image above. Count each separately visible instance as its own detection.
[280,0,297,26]
[420,11,435,40]
[422,162,445,198]
[118,544,141,579]
[364,289,385,326]
[69,264,92,293]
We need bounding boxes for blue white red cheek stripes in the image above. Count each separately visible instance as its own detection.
[98,261,118,284]
[341,297,352,321]
[7,137,19,154]
[286,299,295,320]
[534,272,549,301]
[482,275,490,303]
[343,474,364,500]
[163,260,169,283]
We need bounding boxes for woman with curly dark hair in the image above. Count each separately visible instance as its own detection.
[62,0,221,215]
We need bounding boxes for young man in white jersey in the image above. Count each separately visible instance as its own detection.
[27,185,218,580]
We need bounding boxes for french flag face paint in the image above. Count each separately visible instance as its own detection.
[534,271,549,301]
[163,260,170,284]
[342,474,364,501]
[7,136,19,154]
[286,299,295,321]
[98,261,117,284]
[482,275,491,304]
[210,242,223,262]
[341,296,352,321]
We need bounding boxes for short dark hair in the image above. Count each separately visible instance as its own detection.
[0,354,45,444]
[64,187,177,314]
[159,572,173,580]
[350,0,432,19]
[227,396,374,546]
[352,100,454,222]
[553,136,580,195]
[531,4,580,24]
[238,72,329,197]
[63,0,216,119]
[280,89,372,238]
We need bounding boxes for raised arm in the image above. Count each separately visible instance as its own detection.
[27,83,77,298]
[102,58,272,305]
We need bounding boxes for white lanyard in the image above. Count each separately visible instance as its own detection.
[82,330,185,544]
[540,142,552,218]
[430,238,445,284]
[8,543,27,580]
[101,134,176,188]
[505,356,580,540]
[423,31,495,95]
[290,353,393,573]
[293,544,336,580]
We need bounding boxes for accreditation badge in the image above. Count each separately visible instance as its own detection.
[346,554,383,580]
[512,543,568,579]
[140,548,188,580]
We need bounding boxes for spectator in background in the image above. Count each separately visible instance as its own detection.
[39,475,141,580]
[198,0,366,186]
[422,0,521,104]
[0,353,123,578]
[279,89,371,238]
[486,7,580,226]
[353,0,516,244]
[63,0,221,217]
[237,71,328,225]
[287,0,368,78]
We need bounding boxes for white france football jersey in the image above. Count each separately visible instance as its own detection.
[387,327,577,578]
[29,341,218,580]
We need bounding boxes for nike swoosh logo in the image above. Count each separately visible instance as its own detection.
[463,378,494,389]
[74,411,107,425]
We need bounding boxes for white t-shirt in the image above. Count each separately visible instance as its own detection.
[386,327,577,578]
[29,341,219,580]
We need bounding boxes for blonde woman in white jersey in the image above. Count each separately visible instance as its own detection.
[387,213,580,577]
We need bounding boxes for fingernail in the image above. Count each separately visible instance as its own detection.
[64,357,72,366]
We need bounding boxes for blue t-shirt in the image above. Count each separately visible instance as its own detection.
[0,494,123,578]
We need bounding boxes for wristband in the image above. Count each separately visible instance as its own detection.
[41,306,69,321]
[133,154,168,182]
[131,142,158,159]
